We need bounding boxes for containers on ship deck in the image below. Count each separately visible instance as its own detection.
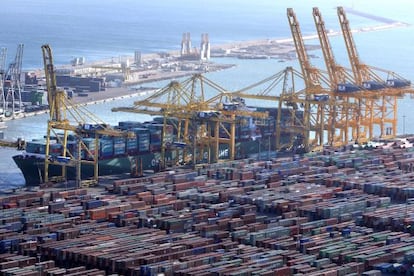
[25,140,63,156]
[145,123,173,152]
[147,124,162,152]
[99,137,114,159]
[25,120,178,161]
[113,137,126,156]
[81,137,96,160]
[49,143,63,156]
[66,140,81,159]
[133,128,150,153]
[126,136,138,154]
[118,121,144,130]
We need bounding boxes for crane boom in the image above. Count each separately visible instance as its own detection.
[287,8,326,89]
[0,48,6,116]
[0,48,6,73]
[41,44,64,122]
[337,6,363,84]
[337,6,383,85]
[14,44,24,80]
[312,7,370,144]
[287,8,338,149]
[337,6,401,138]
[4,44,24,116]
[313,7,354,89]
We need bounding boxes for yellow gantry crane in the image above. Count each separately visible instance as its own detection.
[112,7,414,164]
[284,7,413,149]
[112,74,269,166]
[287,8,336,151]
[114,75,216,165]
[312,7,368,145]
[42,44,131,187]
[337,6,413,139]
[232,66,313,152]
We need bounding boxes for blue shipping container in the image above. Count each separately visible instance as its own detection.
[100,138,114,158]
[113,137,126,156]
[126,136,138,153]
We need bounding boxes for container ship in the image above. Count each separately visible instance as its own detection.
[13,45,304,187]
[13,107,302,186]
[13,120,170,186]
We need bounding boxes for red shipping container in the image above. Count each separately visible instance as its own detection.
[274,266,292,276]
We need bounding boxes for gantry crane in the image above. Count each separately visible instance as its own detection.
[337,6,413,139]
[3,44,24,118]
[0,47,6,118]
[313,7,370,144]
[114,75,215,165]
[232,66,311,152]
[287,8,338,151]
[112,74,269,166]
[112,7,414,162]
[42,44,131,187]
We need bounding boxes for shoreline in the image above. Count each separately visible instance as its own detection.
[3,20,408,124]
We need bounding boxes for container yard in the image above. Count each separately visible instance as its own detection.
[4,142,414,275]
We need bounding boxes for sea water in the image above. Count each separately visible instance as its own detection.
[2,0,414,189]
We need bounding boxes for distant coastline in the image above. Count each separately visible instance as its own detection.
[7,18,409,124]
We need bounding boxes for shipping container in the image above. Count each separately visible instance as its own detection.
[98,137,113,159]
[113,137,126,156]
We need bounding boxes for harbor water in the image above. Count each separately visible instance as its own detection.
[2,0,414,190]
